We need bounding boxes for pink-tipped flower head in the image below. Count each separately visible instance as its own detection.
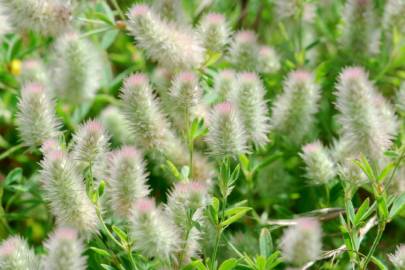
[43,227,86,270]
[20,59,48,84]
[170,71,202,115]
[130,197,180,261]
[335,66,394,161]
[270,70,320,143]
[232,72,270,146]
[99,106,135,145]
[300,141,336,185]
[40,149,98,235]
[258,46,280,74]
[199,12,230,52]
[0,236,39,269]
[71,120,110,177]
[207,102,247,158]
[127,4,204,69]
[108,146,150,219]
[228,30,259,71]
[280,218,322,267]
[17,83,60,148]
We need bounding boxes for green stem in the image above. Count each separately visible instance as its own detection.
[110,0,126,20]
[0,143,24,161]
[210,227,223,270]
[361,223,385,270]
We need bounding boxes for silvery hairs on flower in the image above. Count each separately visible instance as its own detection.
[270,70,320,143]
[280,218,322,267]
[127,4,204,69]
[198,13,230,53]
[42,227,86,270]
[228,30,259,71]
[0,236,39,270]
[130,198,180,262]
[1,0,71,36]
[40,150,98,236]
[16,83,60,149]
[51,32,101,104]
[108,146,150,219]
[213,69,237,103]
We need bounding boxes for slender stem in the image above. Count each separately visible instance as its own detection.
[110,0,126,20]
[361,223,385,270]
[0,143,24,161]
[210,227,223,270]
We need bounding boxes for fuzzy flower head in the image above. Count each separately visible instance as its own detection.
[258,46,280,74]
[170,71,202,115]
[127,4,204,69]
[270,70,320,143]
[207,102,247,158]
[0,236,39,270]
[152,0,186,23]
[233,72,270,146]
[300,141,336,185]
[42,227,86,270]
[335,67,394,161]
[383,0,405,34]
[41,139,62,155]
[0,4,11,37]
[214,69,236,102]
[16,83,60,148]
[130,198,180,261]
[2,0,71,36]
[340,0,379,54]
[71,120,110,170]
[280,218,322,267]
[389,244,405,269]
[99,106,135,145]
[51,32,101,104]
[199,13,230,52]
[40,150,98,235]
[120,73,177,151]
[166,181,209,262]
[228,30,259,71]
[19,59,48,85]
[108,146,150,219]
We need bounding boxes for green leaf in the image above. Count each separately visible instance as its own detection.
[221,207,251,227]
[259,228,273,257]
[218,258,238,270]
[90,247,111,257]
[389,193,405,220]
[112,225,127,243]
[183,260,207,270]
[101,264,116,270]
[354,198,370,226]
[5,168,23,185]
[378,162,394,183]
[165,160,180,179]
[347,200,355,225]
[371,256,388,270]
[180,166,190,180]
[353,156,376,182]
[98,180,105,198]
[204,52,222,67]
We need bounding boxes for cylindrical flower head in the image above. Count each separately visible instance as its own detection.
[374,93,398,139]
[207,102,247,158]
[127,4,204,69]
[71,120,110,170]
[120,73,177,150]
[170,71,202,115]
[0,236,39,270]
[51,32,100,104]
[258,46,280,74]
[383,0,405,34]
[166,181,209,263]
[228,30,259,71]
[340,0,379,54]
[270,70,320,143]
[41,139,62,155]
[274,0,300,20]
[99,106,135,145]
[335,67,393,161]
[199,13,230,52]
[16,83,60,148]
[233,72,270,146]
[280,218,322,267]
[130,198,180,261]
[109,146,150,219]
[2,0,71,36]
[214,69,236,103]
[389,244,405,269]
[42,227,86,270]
[300,141,336,185]
[40,150,98,235]
[0,5,11,37]
[19,59,48,85]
